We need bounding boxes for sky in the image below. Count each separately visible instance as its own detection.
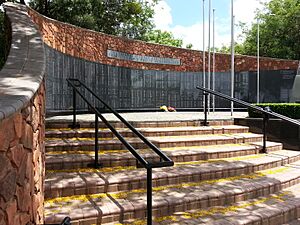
[152,0,269,49]
[4,0,268,50]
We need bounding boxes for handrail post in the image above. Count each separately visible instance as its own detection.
[147,167,152,225]
[262,112,269,153]
[69,88,80,129]
[201,92,209,126]
[72,88,77,128]
[94,114,100,168]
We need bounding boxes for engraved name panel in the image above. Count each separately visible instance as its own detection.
[107,49,181,66]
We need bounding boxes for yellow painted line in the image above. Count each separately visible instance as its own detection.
[46,166,136,174]
[45,166,292,206]
[46,152,267,174]
[45,143,257,156]
[46,152,270,175]
[176,153,266,166]
[46,149,127,155]
[46,128,109,131]
[114,192,288,225]
[45,137,114,141]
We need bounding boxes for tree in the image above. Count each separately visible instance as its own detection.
[144,30,183,48]
[28,0,190,48]
[241,0,300,59]
[29,0,158,40]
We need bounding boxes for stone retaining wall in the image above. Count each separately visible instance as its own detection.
[0,3,45,225]
[28,8,298,73]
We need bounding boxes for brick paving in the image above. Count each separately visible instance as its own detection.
[45,162,300,224]
[45,132,263,152]
[44,116,300,224]
[45,150,300,199]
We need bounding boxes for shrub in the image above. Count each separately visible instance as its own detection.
[248,103,300,119]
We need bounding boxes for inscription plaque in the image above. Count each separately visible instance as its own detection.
[107,49,181,66]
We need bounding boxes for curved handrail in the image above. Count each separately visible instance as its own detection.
[67,78,174,169]
[196,86,300,127]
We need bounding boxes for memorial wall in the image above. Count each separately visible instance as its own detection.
[28,8,299,111]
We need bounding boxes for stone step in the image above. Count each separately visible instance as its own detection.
[44,159,300,224]
[45,119,234,129]
[112,182,300,225]
[45,132,263,152]
[45,125,249,139]
[45,150,300,199]
[286,219,300,225]
[45,142,283,170]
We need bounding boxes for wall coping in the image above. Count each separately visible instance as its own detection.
[0,2,45,121]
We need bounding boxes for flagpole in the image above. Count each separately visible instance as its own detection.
[230,0,235,116]
[212,8,216,113]
[208,0,211,112]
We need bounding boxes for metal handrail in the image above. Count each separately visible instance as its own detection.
[197,86,300,152]
[67,78,174,225]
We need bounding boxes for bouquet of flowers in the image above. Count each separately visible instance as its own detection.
[160,105,176,112]
[160,105,168,112]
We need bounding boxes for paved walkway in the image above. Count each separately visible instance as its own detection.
[46,111,248,122]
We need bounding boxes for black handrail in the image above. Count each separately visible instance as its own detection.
[197,86,300,153]
[67,78,174,225]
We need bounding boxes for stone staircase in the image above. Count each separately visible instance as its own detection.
[44,118,300,225]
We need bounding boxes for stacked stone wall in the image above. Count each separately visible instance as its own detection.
[0,83,45,225]
[0,3,46,224]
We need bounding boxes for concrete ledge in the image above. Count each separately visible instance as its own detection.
[0,2,45,121]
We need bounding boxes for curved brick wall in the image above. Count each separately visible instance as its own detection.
[28,8,298,73]
[25,6,299,111]
[0,3,45,225]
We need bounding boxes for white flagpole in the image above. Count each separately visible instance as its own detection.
[212,8,216,113]
[208,0,211,112]
[230,0,235,116]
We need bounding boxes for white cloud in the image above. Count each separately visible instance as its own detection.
[233,0,269,26]
[152,0,232,49]
[152,0,173,30]
[152,0,271,50]
[152,1,231,50]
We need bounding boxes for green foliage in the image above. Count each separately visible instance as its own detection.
[242,0,299,59]
[29,0,157,40]
[248,103,300,119]
[219,0,299,59]
[185,43,193,49]
[29,0,187,48]
[144,30,183,48]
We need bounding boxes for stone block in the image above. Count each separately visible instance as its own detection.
[0,210,5,225]
[17,153,28,186]
[5,200,17,225]
[0,170,17,202]
[0,154,11,181]
[30,103,39,132]
[0,118,15,152]
[21,123,33,150]
[13,113,22,139]
[9,144,25,168]
[19,213,30,225]
[16,183,31,212]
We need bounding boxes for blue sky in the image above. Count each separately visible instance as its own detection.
[152,0,268,49]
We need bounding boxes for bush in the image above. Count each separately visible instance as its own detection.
[248,103,300,119]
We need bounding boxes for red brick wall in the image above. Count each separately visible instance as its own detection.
[28,8,299,73]
[0,81,45,225]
